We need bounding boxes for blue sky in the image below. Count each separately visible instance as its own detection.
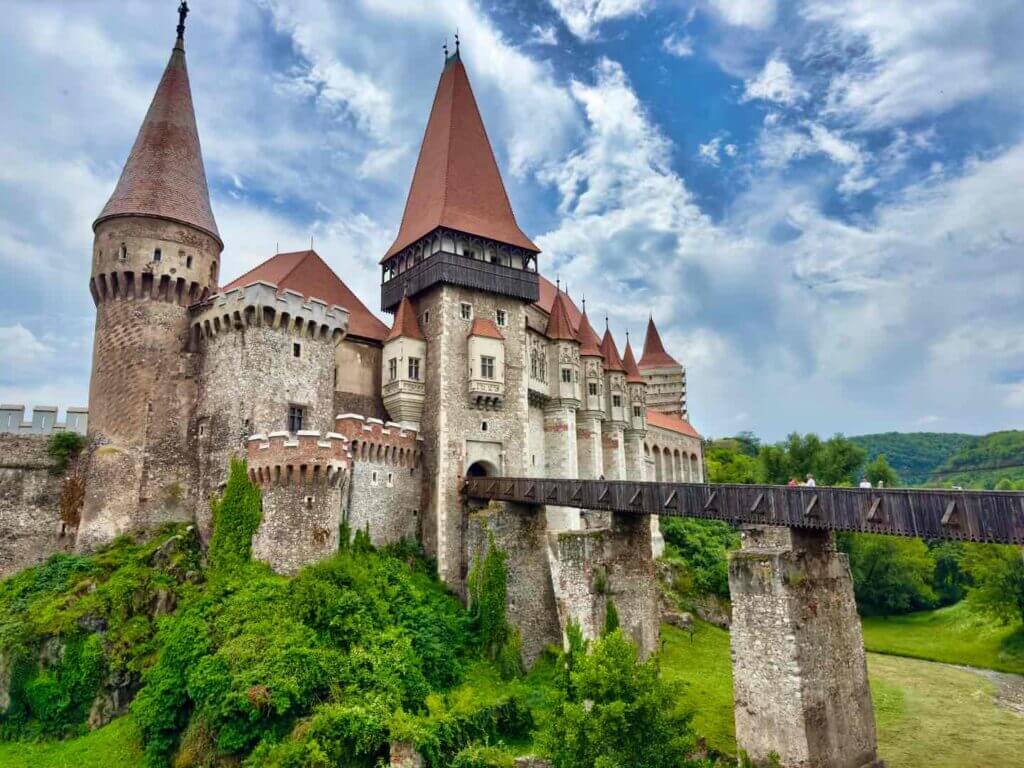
[2,0,1023,442]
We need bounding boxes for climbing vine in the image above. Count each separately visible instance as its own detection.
[206,459,262,573]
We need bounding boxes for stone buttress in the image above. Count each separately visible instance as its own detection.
[728,526,881,768]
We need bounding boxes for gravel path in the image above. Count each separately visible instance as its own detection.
[951,664,1024,717]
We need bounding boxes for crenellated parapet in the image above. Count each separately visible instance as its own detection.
[190,281,349,345]
[333,414,422,467]
[246,430,350,488]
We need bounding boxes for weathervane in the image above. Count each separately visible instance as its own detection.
[176,1,189,40]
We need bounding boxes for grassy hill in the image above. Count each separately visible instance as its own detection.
[930,430,1024,488]
[848,432,977,484]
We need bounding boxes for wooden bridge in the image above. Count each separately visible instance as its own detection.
[464,476,1024,544]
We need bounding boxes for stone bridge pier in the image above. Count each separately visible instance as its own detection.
[728,525,882,768]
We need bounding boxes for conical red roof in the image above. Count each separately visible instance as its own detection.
[576,308,604,358]
[382,53,538,261]
[95,36,220,245]
[386,296,424,341]
[639,317,680,369]
[622,339,645,384]
[600,326,626,373]
[545,290,578,341]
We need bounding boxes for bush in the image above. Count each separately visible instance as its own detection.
[47,431,86,471]
[537,630,701,768]
[839,534,937,615]
[660,518,739,599]
[451,744,516,768]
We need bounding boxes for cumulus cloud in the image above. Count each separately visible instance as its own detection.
[741,55,807,106]
[546,0,649,40]
[697,136,737,165]
[707,0,778,30]
[529,24,559,46]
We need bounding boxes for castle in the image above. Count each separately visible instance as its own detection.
[6,17,703,592]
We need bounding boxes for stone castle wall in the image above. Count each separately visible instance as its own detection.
[418,286,530,588]
[0,436,73,578]
[248,431,350,574]
[191,283,345,538]
[336,415,422,546]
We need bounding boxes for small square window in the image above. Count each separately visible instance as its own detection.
[389,358,398,382]
[481,421,488,432]
[153,248,162,262]
[119,243,127,260]
[408,357,421,380]
[496,309,507,327]
[613,395,623,408]
[422,310,430,325]
[371,470,379,486]
[293,342,301,358]
[387,472,394,487]
[588,382,598,396]
[304,496,314,508]
[561,368,572,383]
[464,248,476,259]
[186,254,193,268]
[461,303,473,320]
[633,406,642,418]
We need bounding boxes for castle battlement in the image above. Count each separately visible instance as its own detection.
[246,430,350,488]
[0,405,88,436]
[191,281,349,343]
[334,414,422,467]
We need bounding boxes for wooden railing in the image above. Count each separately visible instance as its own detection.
[464,476,1024,544]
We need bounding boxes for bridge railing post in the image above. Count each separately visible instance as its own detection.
[728,525,882,768]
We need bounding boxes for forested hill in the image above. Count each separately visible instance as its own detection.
[849,430,1024,488]
[848,432,977,484]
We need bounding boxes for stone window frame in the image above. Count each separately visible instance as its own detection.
[588,382,598,397]
[633,405,642,418]
[293,342,302,358]
[561,367,572,384]
[612,394,623,408]
[408,357,421,381]
[496,309,507,327]
[153,247,162,262]
[480,355,495,380]
[388,357,398,382]
[460,302,473,321]
[287,404,305,432]
[387,472,394,488]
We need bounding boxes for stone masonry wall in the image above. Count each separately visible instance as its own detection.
[194,316,337,539]
[0,436,73,578]
[466,503,561,667]
[248,431,349,574]
[419,285,530,589]
[728,526,879,768]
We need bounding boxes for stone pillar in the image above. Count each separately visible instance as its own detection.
[575,413,604,480]
[728,526,881,768]
[623,429,645,480]
[600,423,626,480]
[544,404,580,530]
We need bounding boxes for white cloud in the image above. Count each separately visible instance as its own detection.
[707,0,778,30]
[529,24,559,46]
[0,325,53,368]
[741,55,807,106]
[546,0,649,41]
[662,32,694,58]
[802,0,1021,129]
[697,135,737,165]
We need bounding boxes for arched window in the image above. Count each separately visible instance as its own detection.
[653,446,663,482]
[690,454,699,482]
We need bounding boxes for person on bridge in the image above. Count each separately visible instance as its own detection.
[859,477,872,489]
[805,473,817,487]
[787,478,799,487]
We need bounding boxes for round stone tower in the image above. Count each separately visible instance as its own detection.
[78,17,222,549]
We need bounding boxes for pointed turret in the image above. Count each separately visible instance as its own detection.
[383,52,537,260]
[94,23,220,244]
[600,325,626,372]
[545,290,578,341]
[622,338,645,384]
[387,296,425,341]
[639,316,679,369]
[577,307,604,359]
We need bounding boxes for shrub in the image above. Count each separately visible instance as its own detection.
[660,519,739,599]
[46,431,86,471]
[451,744,516,768]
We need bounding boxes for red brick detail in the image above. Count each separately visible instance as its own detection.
[247,432,350,487]
[333,417,422,467]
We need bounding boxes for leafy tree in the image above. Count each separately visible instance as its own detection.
[929,541,971,605]
[705,446,761,484]
[964,544,1024,625]
[755,432,865,486]
[864,454,900,487]
[46,431,86,471]
[839,534,937,615]
[537,630,701,768]
[659,518,739,599]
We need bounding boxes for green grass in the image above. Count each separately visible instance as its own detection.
[661,620,1024,767]
[0,716,143,767]
[660,622,736,755]
[861,601,1024,674]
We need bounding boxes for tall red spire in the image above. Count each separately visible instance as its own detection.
[639,316,680,369]
[382,52,538,261]
[600,325,626,372]
[622,338,645,384]
[386,295,424,341]
[94,27,220,245]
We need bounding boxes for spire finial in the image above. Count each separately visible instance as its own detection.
[582,295,587,313]
[455,30,461,54]
[556,275,560,292]
[605,316,610,331]
[443,38,449,59]
[176,1,189,41]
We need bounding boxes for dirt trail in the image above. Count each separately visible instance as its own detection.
[950,663,1024,717]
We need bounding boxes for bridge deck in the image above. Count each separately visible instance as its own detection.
[464,477,1024,544]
